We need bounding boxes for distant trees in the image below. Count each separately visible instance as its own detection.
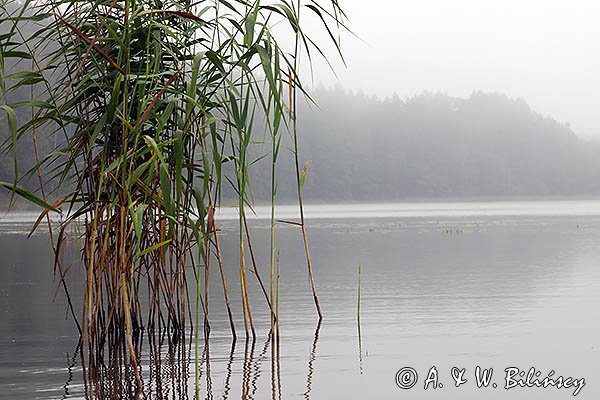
[4,86,600,207]
[244,87,600,202]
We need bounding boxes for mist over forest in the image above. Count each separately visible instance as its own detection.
[244,87,600,203]
[3,86,600,207]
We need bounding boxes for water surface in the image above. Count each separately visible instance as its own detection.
[1,201,599,399]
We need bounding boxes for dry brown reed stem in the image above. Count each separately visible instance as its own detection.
[301,221,322,319]
[243,213,274,314]
[288,70,323,320]
[204,207,213,334]
[239,225,256,338]
[83,218,98,343]
[121,274,142,387]
[210,225,236,338]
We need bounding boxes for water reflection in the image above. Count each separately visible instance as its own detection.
[303,322,321,400]
[270,334,281,400]
[223,341,235,399]
[146,333,190,400]
[240,338,255,399]
[71,325,323,400]
[3,208,600,399]
[74,329,192,399]
[61,347,79,400]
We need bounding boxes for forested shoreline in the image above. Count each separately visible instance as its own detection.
[3,87,600,207]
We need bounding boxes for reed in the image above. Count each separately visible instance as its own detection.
[357,262,363,373]
[0,0,347,390]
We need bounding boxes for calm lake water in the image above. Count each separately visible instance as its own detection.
[1,201,599,399]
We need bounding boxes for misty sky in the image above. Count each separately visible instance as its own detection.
[305,0,600,138]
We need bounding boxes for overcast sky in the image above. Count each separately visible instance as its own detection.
[305,0,600,138]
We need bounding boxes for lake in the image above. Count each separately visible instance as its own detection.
[1,200,599,399]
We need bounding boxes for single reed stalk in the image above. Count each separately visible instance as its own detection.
[243,213,273,311]
[82,218,98,353]
[357,263,362,324]
[204,206,213,335]
[357,263,363,373]
[288,67,322,320]
[194,252,201,399]
[239,209,250,336]
[121,274,142,388]
[239,215,256,337]
[269,109,281,331]
[211,228,236,339]
[270,187,276,332]
[243,253,256,338]
[276,247,281,337]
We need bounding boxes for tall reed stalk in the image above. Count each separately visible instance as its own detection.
[357,262,363,373]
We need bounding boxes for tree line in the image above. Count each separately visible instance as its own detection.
[4,86,600,207]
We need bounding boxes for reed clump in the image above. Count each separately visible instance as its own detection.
[0,0,346,387]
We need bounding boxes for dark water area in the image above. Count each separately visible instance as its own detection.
[1,202,600,399]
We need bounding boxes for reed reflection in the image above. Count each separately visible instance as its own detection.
[80,330,189,400]
[222,341,236,400]
[61,346,79,400]
[270,333,282,400]
[73,322,324,399]
[303,322,322,400]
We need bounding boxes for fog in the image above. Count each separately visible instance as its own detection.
[3,0,600,205]
[232,88,600,203]
[305,0,600,138]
